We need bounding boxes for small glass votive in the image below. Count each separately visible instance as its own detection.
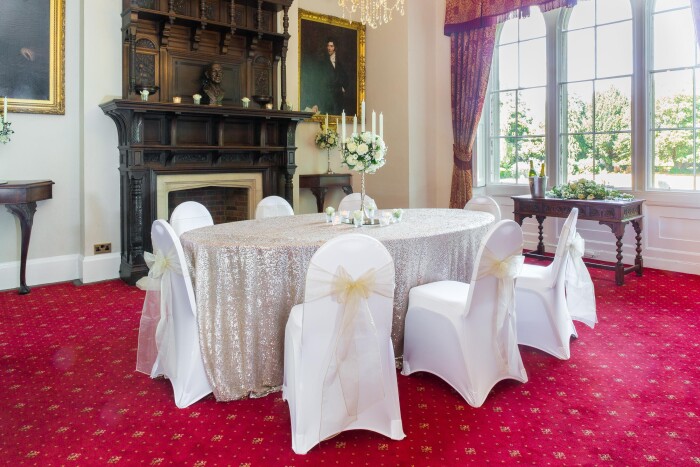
[332,214,340,225]
[365,204,377,222]
[352,210,363,228]
[325,207,335,223]
[392,208,404,223]
[340,210,349,222]
[172,96,182,104]
[265,103,274,110]
[379,211,392,226]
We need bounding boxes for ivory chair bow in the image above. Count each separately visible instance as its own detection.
[565,232,598,328]
[283,233,404,455]
[135,248,181,378]
[135,220,212,408]
[402,220,528,408]
[306,262,393,427]
[476,247,525,370]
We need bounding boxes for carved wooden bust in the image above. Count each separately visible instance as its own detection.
[202,63,224,106]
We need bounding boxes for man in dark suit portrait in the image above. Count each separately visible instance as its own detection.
[321,39,349,115]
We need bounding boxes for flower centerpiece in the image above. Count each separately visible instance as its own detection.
[547,179,634,201]
[341,130,387,222]
[315,116,339,174]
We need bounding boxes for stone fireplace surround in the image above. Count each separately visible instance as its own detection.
[157,173,263,222]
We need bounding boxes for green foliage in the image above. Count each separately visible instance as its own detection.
[547,179,634,200]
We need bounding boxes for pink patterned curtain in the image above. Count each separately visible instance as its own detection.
[448,27,495,208]
[445,0,577,206]
[691,0,700,47]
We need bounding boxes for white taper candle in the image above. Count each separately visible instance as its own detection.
[353,115,357,135]
[341,110,346,142]
[371,110,376,138]
[3,97,6,122]
[361,100,366,132]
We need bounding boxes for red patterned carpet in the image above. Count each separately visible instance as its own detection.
[1,266,699,465]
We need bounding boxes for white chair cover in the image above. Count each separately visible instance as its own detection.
[134,220,212,408]
[338,193,376,213]
[255,196,294,219]
[565,232,597,328]
[402,220,528,408]
[282,233,405,454]
[305,261,393,437]
[464,195,501,221]
[514,208,580,359]
[170,201,214,237]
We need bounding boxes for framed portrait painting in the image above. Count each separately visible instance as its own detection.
[0,0,65,115]
[298,9,365,122]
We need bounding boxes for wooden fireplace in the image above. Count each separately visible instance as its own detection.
[102,0,312,284]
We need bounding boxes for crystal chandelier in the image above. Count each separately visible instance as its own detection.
[338,0,405,29]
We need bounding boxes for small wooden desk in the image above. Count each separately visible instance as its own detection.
[299,173,353,213]
[0,180,54,294]
[511,195,644,285]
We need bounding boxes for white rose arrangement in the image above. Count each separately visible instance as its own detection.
[341,131,387,174]
[315,125,339,150]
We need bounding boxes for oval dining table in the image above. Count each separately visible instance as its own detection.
[180,208,496,401]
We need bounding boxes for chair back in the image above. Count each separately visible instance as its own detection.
[170,201,214,237]
[151,220,197,314]
[149,220,211,407]
[299,233,395,437]
[464,195,502,221]
[548,208,579,287]
[338,193,376,212]
[255,195,294,219]
[464,220,524,321]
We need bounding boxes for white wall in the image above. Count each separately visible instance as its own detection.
[0,0,82,289]
[1,1,696,291]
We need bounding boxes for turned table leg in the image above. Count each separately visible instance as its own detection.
[614,234,625,286]
[535,215,546,255]
[6,202,38,294]
[632,219,643,276]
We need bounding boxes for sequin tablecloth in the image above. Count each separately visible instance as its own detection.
[181,208,495,401]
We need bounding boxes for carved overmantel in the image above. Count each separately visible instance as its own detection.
[105,0,310,284]
[101,100,312,284]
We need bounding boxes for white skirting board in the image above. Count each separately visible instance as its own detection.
[0,252,121,292]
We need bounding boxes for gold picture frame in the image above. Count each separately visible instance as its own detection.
[0,0,65,115]
[298,9,365,123]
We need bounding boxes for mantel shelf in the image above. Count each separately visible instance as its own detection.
[100,99,314,120]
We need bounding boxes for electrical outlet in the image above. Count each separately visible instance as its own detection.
[94,243,112,255]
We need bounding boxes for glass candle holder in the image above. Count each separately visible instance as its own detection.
[352,210,363,227]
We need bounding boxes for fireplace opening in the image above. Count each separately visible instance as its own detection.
[168,186,248,224]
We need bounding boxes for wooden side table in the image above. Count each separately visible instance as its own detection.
[0,180,54,294]
[511,195,644,285]
[299,174,353,213]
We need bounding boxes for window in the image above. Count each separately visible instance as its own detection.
[487,8,546,185]
[650,0,699,190]
[560,0,633,187]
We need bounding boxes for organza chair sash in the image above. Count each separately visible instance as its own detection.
[135,248,182,378]
[476,246,525,369]
[304,260,395,436]
[565,232,597,327]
